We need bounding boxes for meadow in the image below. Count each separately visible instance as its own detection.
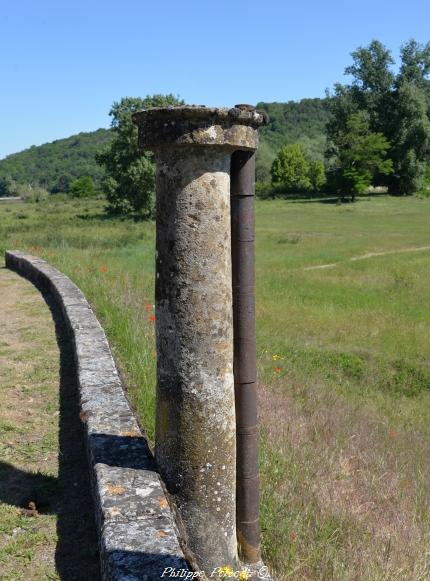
[1,194,430,579]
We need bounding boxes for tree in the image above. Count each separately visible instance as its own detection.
[96,94,184,216]
[327,112,393,201]
[327,40,395,140]
[345,40,395,136]
[387,82,430,194]
[308,160,326,192]
[346,40,395,94]
[398,39,430,86]
[70,176,96,198]
[271,144,312,191]
[326,39,430,196]
[51,174,72,194]
[0,129,109,194]
[0,176,13,197]
[255,99,331,182]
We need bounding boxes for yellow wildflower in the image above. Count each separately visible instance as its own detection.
[218,566,234,578]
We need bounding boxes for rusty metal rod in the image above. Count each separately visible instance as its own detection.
[231,149,261,563]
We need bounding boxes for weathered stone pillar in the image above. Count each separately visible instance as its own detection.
[132,106,265,570]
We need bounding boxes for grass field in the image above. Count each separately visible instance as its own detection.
[0,264,99,580]
[1,194,430,579]
[0,268,59,580]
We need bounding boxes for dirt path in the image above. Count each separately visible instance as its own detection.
[0,265,99,580]
[303,245,430,271]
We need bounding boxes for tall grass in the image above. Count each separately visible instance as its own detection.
[2,195,430,578]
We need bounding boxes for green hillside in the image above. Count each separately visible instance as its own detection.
[0,128,112,193]
[0,99,331,192]
[256,98,331,181]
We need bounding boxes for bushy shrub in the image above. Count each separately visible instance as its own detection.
[96,94,183,217]
[270,144,327,195]
[70,176,96,198]
[256,182,275,199]
[271,144,312,192]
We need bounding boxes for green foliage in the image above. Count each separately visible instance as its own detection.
[0,177,49,202]
[70,176,96,198]
[256,99,331,182]
[398,39,430,86]
[308,159,327,191]
[327,39,430,197]
[19,185,50,203]
[270,144,327,195]
[327,111,393,200]
[0,176,13,197]
[346,40,395,94]
[0,129,111,193]
[419,164,430,196]
[387,82,430,194]
[271,144,312,191]
[1,97,330,195]
[96,94,183,216]
[256,181,279,199]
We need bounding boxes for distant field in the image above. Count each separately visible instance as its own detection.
[1,195,430,579]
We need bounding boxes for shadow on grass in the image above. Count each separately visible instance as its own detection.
[281,195,387,204]
[258,188,393,204]
[0,287,101,580]
[288,197,340,204]
[0,273,189,578]
[50,293,101,580]
[76,211,151,223]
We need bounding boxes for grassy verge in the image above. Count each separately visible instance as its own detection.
[0,267,60,579]
[2,194,430,579]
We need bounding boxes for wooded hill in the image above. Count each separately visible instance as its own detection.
[256,99,331,181]
[0,98,331,192]
[0,129,112,193]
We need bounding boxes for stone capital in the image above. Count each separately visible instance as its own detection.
[132,105,268,152]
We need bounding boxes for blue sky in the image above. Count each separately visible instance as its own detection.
[1,0,429,159]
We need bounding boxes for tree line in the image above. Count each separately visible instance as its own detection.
[0,129,111,197]
[97,38,430,214]
[270,39,430,201]
[0,99,329,201]
[1,38,429,211]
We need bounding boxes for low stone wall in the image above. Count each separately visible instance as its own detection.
[5,251,190,580]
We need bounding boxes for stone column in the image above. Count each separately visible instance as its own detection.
[132,106,265,570]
